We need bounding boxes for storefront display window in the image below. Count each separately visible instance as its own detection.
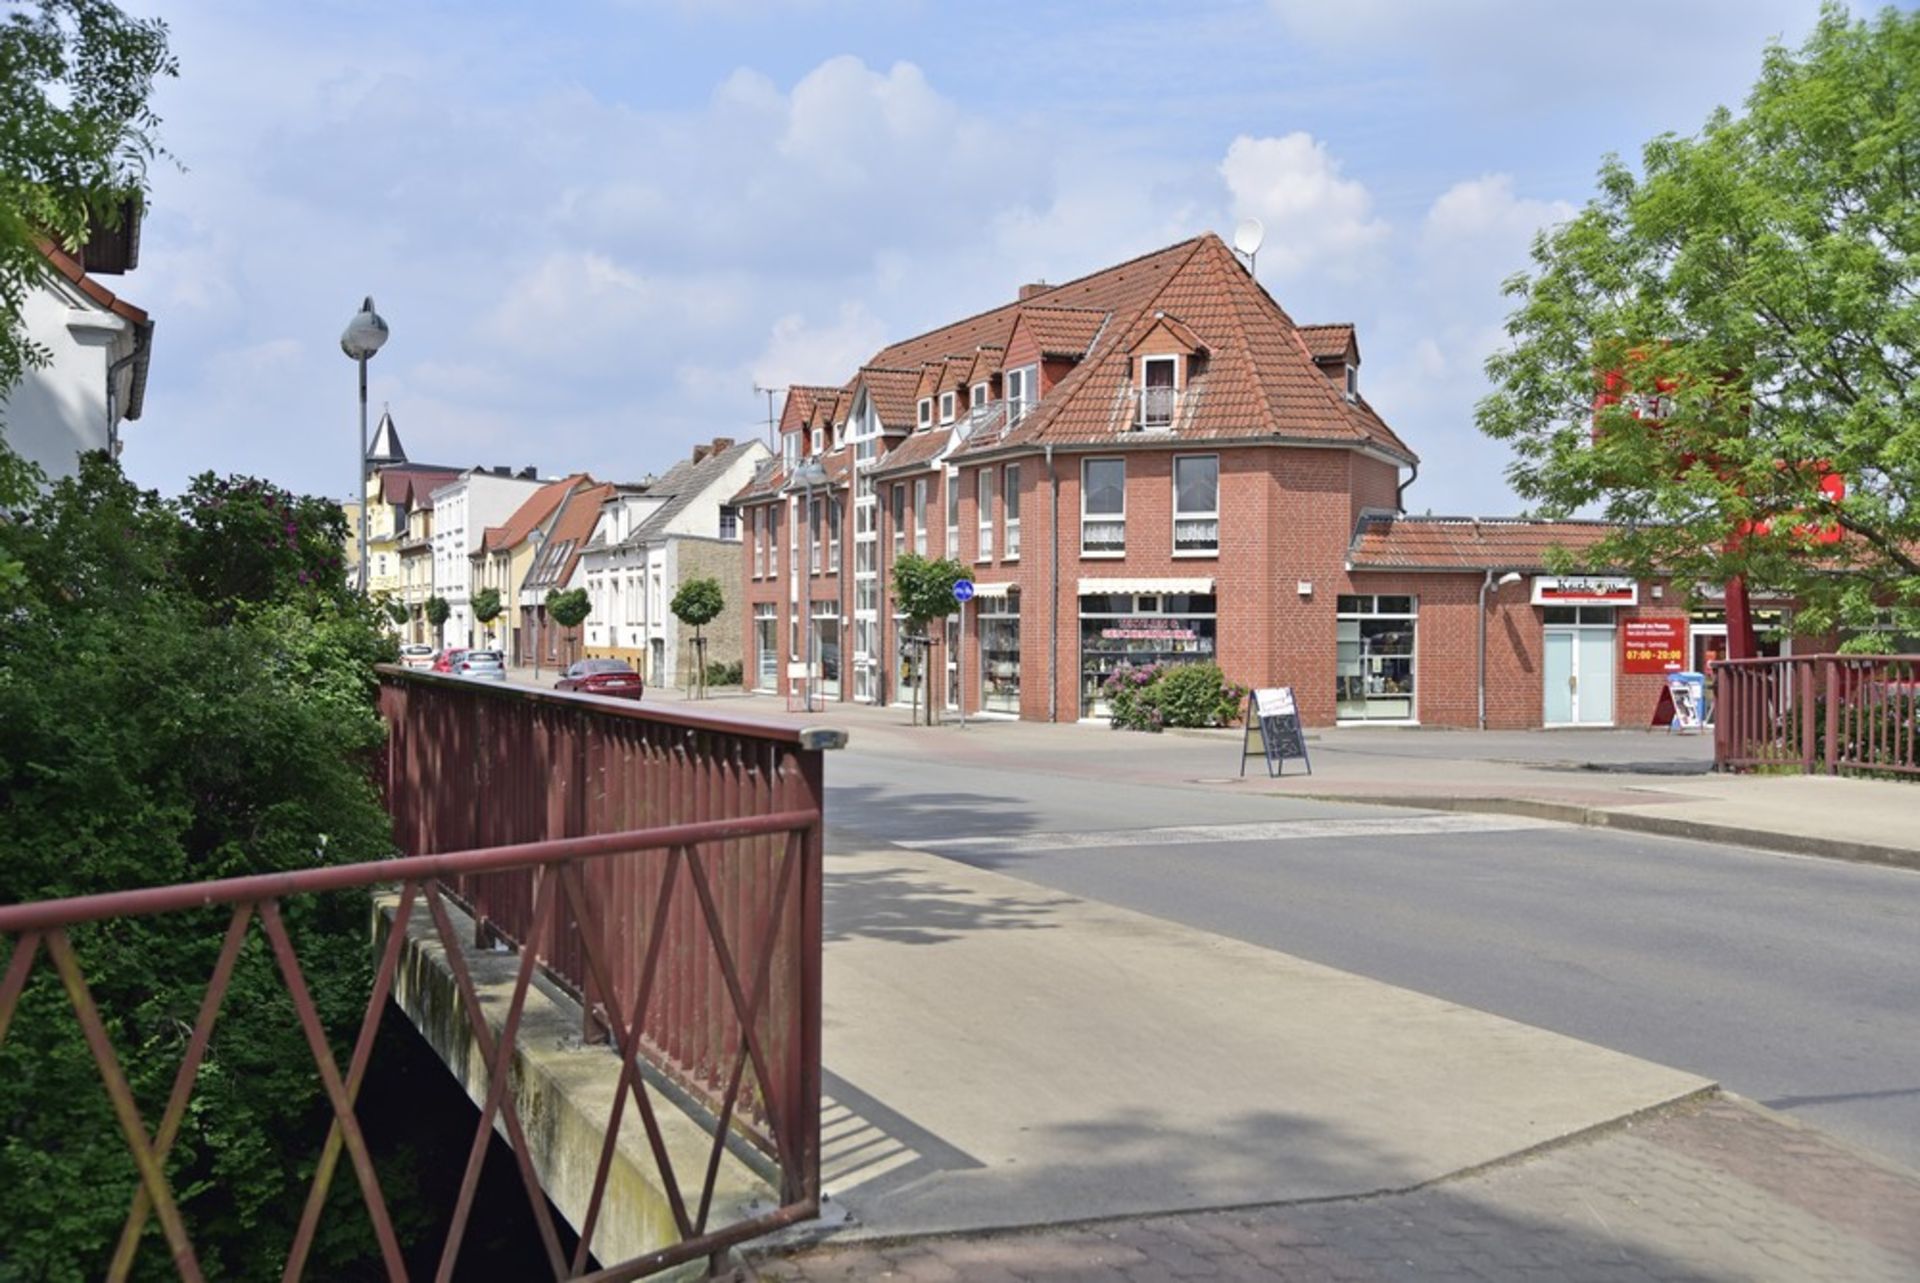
[1337,595,1416,722]
[1079,593,1216,717]
[755,604,777,691]
[980,595,1020,714]
[812,610,841,700]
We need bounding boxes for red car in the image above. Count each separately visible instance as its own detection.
[555,658,644,699]
[431,647,468,674]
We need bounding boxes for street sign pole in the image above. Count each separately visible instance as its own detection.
[952,579,975,730]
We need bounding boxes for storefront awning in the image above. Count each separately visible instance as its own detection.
[969,581,1018,599]
[1077,576,1215,596]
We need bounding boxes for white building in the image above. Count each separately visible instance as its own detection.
[578,437,767,685]
[4,242,152,480]
[432,467,548,649]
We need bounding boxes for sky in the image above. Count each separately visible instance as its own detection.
[115,0,1880,517]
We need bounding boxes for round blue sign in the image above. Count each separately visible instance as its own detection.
[952,579,975,603]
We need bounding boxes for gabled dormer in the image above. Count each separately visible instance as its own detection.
[1298,323,1360,402]
[1126,311,1207,431]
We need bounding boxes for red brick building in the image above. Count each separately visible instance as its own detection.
[733,233,1795,729]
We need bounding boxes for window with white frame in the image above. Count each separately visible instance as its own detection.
[972,381,989,408]
[945,467,959,554]
[977,468,994,560]
[809,495,823,574]
[1081,458,1125,555]
[1004,464,1021,559]
[783,432,799,468]
[918,398,933,429]
[1005,364,1038,423]
[828,495,841,572]
[1173,455,1219,554]
[1139,355,1178,429]
[719,505,739,540]
[1345,363,1358,401]
[913,478,928,555]
[891,484,906,556]
[939,391,955,424]
[811,427,823,455]
[753,509,765,577]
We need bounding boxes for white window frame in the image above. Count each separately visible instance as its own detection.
[1345,363,1359,402]
[828,495,841,573]
[1005,364,1038,423]
[939,391,956,424]
[752,509,765,577]
[913,478,929,555]
[1081,457,1125,557]
[719,504,739,541]
[892,483,906,557]
[917,398,933,429]
[972,381,989,409]
[976,468,994,561]
[811,427,824,454]
[945,466,959,556]
[1003,464,1021,561]
[1173,454,1219,556]
[1139,354,1180,430]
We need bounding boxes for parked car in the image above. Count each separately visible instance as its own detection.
[431,647,469,674]
[555,658,644,699]
[399,643,437,670]
[455,649,506,682]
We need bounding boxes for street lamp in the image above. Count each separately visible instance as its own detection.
[1478,570,1525,730]
[528,527,547,681]
[340,297,390,592]
[789,459,830,713]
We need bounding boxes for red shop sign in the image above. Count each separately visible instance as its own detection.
[1622,617,1686,674]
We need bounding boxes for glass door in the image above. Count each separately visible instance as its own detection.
[1577,627,1615,724]
[1544,631,1575,725]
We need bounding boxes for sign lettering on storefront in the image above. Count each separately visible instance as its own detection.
[1622,617,1686,674]
[1100,616,1198,641]
[1530,575,1639,606]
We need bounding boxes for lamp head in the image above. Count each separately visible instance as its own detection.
[341,297,390,360]
[1497,571,1523,587]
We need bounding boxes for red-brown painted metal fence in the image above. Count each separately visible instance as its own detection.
[0,670,828,1280]
[1714,654,1920,776]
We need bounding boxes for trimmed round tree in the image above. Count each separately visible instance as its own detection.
[545,587,591,667]
[424,594,450,649]
[671,576,724,697]
[472,586,502,647]
[889,553,967,724]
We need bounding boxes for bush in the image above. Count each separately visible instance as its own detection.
[705,659,744,687]
[1104,660,1246,733]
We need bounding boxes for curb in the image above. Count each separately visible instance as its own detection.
[1300,793,1920,873]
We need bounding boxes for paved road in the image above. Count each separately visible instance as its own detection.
[826,748,1920,1173]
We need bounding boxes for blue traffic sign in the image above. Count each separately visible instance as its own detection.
[952,579,975,603]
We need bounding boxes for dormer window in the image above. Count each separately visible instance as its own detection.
[972,381,989,408]
[811,427,824,455]
[918,398,933,429]
[1005,364,1038,424]
[783,432,799,468]
[939,391,956,424]
[1345,363,1359,402]
[1138,355,1179,429]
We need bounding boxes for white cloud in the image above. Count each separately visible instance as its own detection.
[750,301,888,389]
[1423,174,1573,261]
[1220,133,1388,279]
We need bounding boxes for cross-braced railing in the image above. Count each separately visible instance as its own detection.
[1714,654,1920,776]
[0,670,827,1279]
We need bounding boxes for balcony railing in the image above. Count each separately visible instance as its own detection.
[1134,385,1180,430]
[1715,654,1920,776]
[960,401,1007,442]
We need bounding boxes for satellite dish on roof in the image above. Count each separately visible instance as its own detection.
[1232,218,1265,274]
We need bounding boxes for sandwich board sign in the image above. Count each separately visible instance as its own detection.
[1241,686,1310,777]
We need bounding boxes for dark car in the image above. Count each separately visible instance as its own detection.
[555,658,644,699]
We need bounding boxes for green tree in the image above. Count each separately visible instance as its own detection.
[0,449,402,1278]
[2,0,176,413]
[1478,4,1920,642]
[381,595,409,628]
[671,577,724,698]
[890,553,967,724]
[424,594,450,649]
[545,586,590,629]
[472,586,502,646]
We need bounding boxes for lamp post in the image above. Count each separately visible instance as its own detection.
[1478,570,1525,730]
[789,459,830,713]
[340,297,390,592]
[528,527,547,681]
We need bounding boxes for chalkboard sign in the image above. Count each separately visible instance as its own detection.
[1241,686,1311,777]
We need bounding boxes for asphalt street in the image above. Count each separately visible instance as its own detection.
[826,746,1920,1173]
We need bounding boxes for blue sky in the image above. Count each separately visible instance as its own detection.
[118,1,1880,515]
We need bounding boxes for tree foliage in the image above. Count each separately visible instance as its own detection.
[670,576,724,634]
[471,586,502,624]
[0,448,402,1278]
[1,0,176,408]
[1477,4,1920,639]
[889,553,968,627]
[424,595,450,626]
[545,586,590,629]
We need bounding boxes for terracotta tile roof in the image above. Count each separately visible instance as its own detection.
[854,367,922,431]
[533,481,615,589]
[484,473,593,552]
[1298,323,1356,363]
[1015,305,1109,359]
[733,459,788,503]
[379,467,460,507]
[937,355,973,396]
[913,362,944,402]
[782,385,840,434]
[871,427,952,477]
[963,346,1004,389]
[1346,515,1618,571]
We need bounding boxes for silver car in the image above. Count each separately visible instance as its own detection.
[455,649,507,682]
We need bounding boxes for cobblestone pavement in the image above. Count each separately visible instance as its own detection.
[737,1095,1920,1282]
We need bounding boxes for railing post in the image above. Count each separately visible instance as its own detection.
[1824,658,1840,775]
[1800,660,1816,773]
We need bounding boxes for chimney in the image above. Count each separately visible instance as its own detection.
[691,444,711,465]
[493,465,510,477]
[1018,282,1050,301]
[518,466,537,480]
[710,436,734,453]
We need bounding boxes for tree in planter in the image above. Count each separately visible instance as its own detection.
[1478,6,1920,643]
[424,594,450,650]
[671,576,725,699]
[890,553,967,725]
[380,596,408,628]
[472,586,502,648]
[545,586,591,668]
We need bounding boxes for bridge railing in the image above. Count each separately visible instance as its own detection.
[0,670,827,1280]
[1714,654,1920,776]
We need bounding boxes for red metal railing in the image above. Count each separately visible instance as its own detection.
[1714,654,1920,776]
[0,670,827,1280]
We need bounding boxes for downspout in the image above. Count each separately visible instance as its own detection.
[1046,443,1059,723]
[1395,458,1419,515]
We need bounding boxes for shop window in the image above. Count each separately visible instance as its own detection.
[1079,593,1217,718]
[1081,458,1125,555]
[1173,455,1218,554]
[755,604,778,691]
[1336,595,1417,722]
[981,594,1021,714]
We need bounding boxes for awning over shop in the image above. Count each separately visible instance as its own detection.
[969,581,1018,599]
[1076,576,1215,596]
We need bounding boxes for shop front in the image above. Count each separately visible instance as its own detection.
[1336,595,1416,722]
[1534,576,1634,727]
[978,589,1021,715]
[1077,581,1217,719]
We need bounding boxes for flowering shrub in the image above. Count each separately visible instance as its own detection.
[1104,660,1247,732]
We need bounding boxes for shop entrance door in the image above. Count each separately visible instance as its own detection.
[1544,625,1615,726]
